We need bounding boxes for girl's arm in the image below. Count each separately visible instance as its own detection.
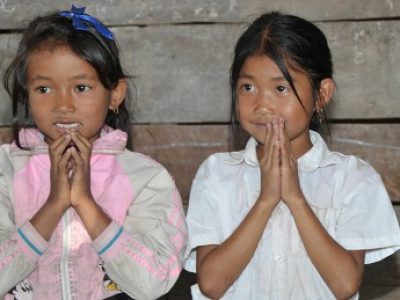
[196,199,275,299]
[93,163,187,300]
[288,199,365,299]
[280,124,364,299]
[197,123,281,299]
[31,133,73,240]
[0,147,46,296]
[67,132,111,239]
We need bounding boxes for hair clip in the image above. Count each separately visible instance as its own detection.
[59,5,114,40]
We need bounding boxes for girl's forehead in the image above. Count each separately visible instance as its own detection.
[26,46,99,80]
[241,54,308,80]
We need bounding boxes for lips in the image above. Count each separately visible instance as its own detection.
[54,122,81,131]
[251,118,280,127]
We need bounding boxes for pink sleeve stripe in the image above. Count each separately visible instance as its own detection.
[122,244,182,280]
[0,240,21,270]
[167,188,185,229]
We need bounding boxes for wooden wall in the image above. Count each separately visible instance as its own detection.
[0,1,399,206]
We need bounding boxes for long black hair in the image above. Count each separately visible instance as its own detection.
[230,11,334,144]
[3,11,132,149]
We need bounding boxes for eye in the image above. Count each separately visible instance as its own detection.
[240,83,254,92]
[276,85,289,93]
[35,86,51,94]
[75,85,91,92]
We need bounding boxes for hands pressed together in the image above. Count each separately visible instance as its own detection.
[47,131,94,211]
[257,118,305,209]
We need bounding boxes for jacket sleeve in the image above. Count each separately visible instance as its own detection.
[92,164,187,300]
[0,147,48,297]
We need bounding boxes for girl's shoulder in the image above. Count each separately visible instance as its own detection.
[117,149,175,181]
[328,149,378,177]
[119,149,164,168]
[194,149,249,180]
[0,143,13,161]
[321,149,383,193]
[0,143,14,175]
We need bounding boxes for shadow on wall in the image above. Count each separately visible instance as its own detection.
[360,251,400,299]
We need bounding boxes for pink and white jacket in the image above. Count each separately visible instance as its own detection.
[0,127,187,300]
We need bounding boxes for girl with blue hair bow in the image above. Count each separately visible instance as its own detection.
[0,6,187,299]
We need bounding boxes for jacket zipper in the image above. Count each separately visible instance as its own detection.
[11,148,123,156]
[60,209,73,300]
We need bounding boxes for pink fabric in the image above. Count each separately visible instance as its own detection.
[11,127,134,299]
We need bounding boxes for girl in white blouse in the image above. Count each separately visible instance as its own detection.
[184,11,400,300]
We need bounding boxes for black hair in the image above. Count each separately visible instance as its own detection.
[3,11,132,149]
[230,11,334,145]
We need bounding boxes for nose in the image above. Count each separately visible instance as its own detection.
[254,91,274,115]
[55,91,75,113]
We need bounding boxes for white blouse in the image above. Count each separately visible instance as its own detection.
[184,131,400,300]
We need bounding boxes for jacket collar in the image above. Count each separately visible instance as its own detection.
[224,130,341,171]
[10,126,127,156]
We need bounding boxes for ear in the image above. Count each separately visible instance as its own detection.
[317,78,335,109]
[109,79,127,111]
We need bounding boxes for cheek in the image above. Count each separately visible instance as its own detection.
[237,98,252,116]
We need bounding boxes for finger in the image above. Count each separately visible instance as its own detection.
[281,122,299,174]
[269,119,280,162]
[49,134,71,154]
[72,131,91,148]
[56,147,73,179]
[261,122,278,173]
[70,133,92,163]
[49,134,72,169]
[281,121,296,162]
[261,123,272,163]
[71,132,91,154]
[70,145,84,164]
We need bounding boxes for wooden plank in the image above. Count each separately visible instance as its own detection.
[0,0,400,28]
[329,124,400,203]
[1,20,400,123]
[0,124,398,204]
[131,124,400,204]
[131,125,232,206]
[319,21,400,120]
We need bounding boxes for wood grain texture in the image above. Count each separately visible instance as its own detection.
[0,0,400,28]
[0,124,398,204]
[1,20,400,124]
[132,124,400,204]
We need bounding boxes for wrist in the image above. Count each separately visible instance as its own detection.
[285,195,307,211]
[255,196,279,212]
[47,195,70,213]
[71,195,95,210]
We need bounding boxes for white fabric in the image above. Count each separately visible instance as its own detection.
[184,131,400,300]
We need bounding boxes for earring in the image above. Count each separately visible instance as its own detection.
[315,107,323,124]
[112,107,119,114]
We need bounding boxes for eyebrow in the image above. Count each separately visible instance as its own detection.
[29,74,98,82]
[238,73,290,82]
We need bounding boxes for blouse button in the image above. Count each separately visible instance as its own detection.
[275,255,284,262]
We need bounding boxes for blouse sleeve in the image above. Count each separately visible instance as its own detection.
[92,165,187,300]
[335,159,400,264]
[184,156,223,272]
[0,148,48,297]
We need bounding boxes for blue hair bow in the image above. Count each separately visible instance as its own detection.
[59,5,114,40]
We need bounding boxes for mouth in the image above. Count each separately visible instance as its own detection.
[54,122,81,131]
[252,118,281,128]
[252,122,270,129]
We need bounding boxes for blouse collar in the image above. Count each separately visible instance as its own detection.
[225,130,341,172]
[10,125,127,156]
